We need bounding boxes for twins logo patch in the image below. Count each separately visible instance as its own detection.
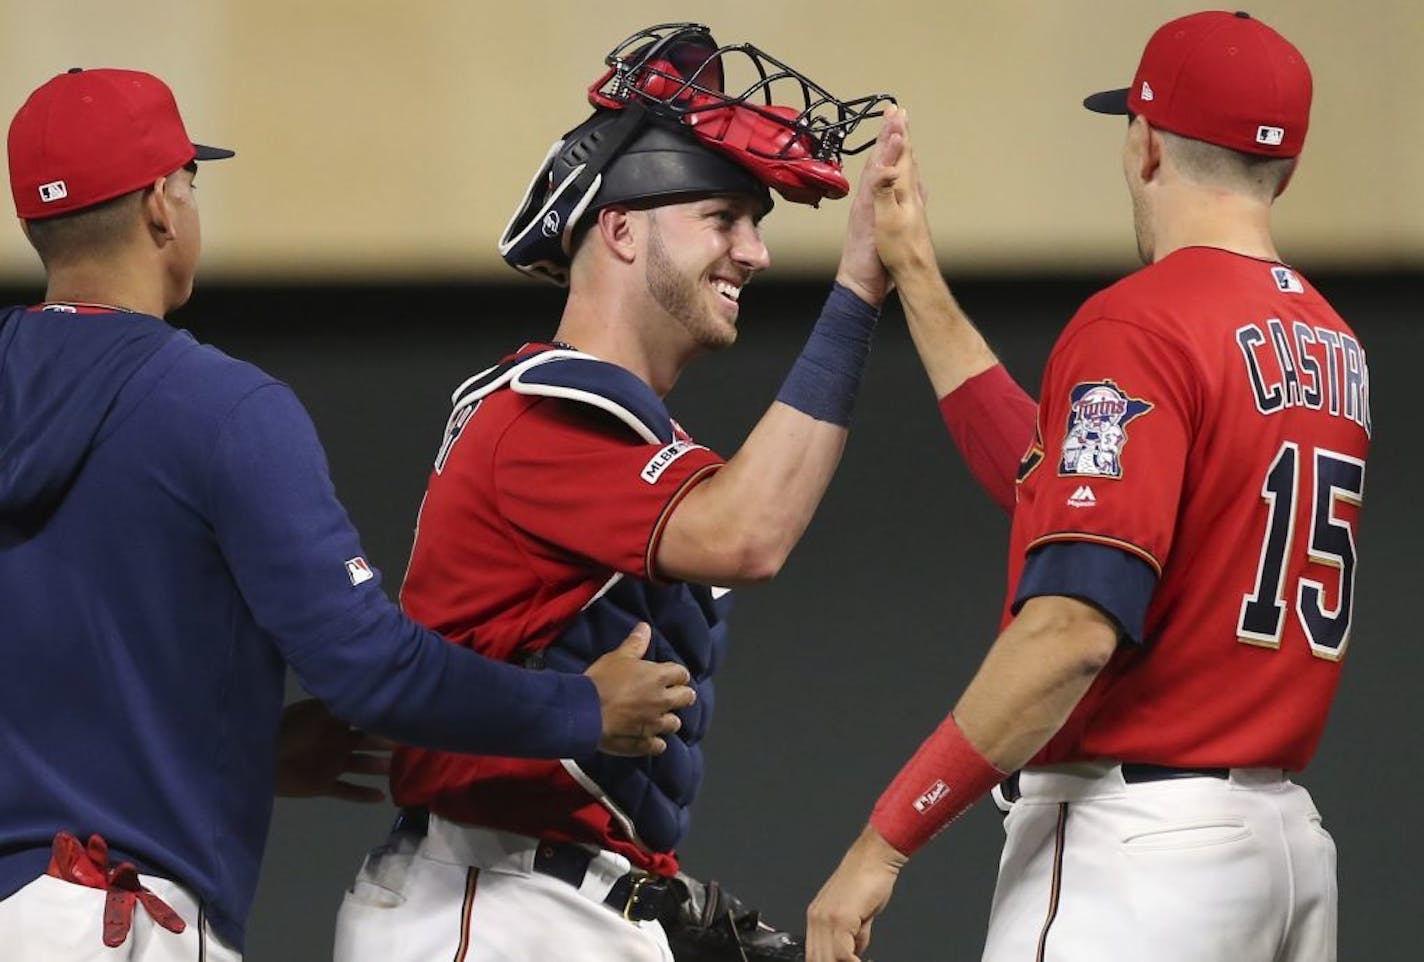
[1059,380,1153,479]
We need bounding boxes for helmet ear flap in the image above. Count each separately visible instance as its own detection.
[497,107,650,285]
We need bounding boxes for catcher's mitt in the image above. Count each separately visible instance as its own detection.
[659,873,805,962]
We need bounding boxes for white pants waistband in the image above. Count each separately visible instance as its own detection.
[420,816,635,907]
[1007,761,1287,804]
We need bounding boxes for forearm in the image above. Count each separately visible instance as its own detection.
[658,403,845,584]
[656,283,875,584]
[894,257,1000,398]
[284,598,601,759]
[868,596,1116,856]
[951,599,1116,769]
[892,259,1037,513]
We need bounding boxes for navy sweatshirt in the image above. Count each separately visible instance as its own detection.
[0,306,602,949]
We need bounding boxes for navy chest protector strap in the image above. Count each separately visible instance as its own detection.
[451,348,677,446]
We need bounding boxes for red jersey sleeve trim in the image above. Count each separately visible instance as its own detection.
[1025,532,1163,577]
[644,462,723,585]
[937,364,1038,515]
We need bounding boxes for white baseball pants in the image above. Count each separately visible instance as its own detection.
[333,816,673,962]
[982,764,1336,962]
[0,872,240,961]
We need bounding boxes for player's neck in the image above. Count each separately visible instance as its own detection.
[44,258,169,319]
[556,284,694,397]
[1149,185,1281,264]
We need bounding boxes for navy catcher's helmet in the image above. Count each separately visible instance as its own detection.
[499,23,893,284]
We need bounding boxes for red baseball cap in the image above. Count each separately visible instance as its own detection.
[7,67,234,220]
[1083,11,1312,157]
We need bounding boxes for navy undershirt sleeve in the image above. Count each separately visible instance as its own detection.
[208,383,600,758]
[1012,541,1158,644]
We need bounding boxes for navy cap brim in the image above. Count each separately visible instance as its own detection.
[194,143,235,161]
[1083,88,1130,115]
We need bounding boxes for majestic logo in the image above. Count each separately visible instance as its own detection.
[913,779,950,814]
[541,209,561,238]
[345,557,375,586]
[1059,381,1153,479]
[1270,266,1304,294]
[1256,125,1285,147]
[38,180,67,203]
[1140,81,1155,102]
[641,440,704,484]
[1067,485,1097,508]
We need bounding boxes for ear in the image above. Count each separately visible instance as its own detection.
[142,175,177,244]
[1135,117,1163,184]
[594,206,640,265]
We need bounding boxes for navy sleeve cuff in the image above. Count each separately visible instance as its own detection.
[1012,541,1158,644]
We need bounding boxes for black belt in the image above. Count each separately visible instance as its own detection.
[532,841,669,923]
[998,764,1229,804]
[393,808,669,923]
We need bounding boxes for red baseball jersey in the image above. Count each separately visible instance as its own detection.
[389,344,723,874]
[1008,247,1370,772]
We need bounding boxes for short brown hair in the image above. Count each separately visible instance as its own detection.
[1160,130,1296,200]
[23,190,142,268]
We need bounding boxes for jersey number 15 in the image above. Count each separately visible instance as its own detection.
[1238,442,1365,660]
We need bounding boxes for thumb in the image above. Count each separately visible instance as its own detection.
[615,622,652,659]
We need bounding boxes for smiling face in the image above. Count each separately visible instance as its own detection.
[640,193,771,350]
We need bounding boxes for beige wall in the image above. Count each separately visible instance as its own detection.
[1,0,1420,282]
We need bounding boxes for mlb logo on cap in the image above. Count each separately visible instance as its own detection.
[38,180,68,203]
[1082,11,1313,158]
[1256,125,1285,147]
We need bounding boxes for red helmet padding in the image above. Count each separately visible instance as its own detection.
[681,100,848,204]
[587,47,852,205]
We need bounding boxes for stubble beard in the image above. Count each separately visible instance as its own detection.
[1130,188,1154,265]
[645,218,737,351]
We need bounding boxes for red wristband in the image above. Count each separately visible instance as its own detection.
[869,714,1007,857]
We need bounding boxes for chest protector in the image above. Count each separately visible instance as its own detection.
[452,348,730,854]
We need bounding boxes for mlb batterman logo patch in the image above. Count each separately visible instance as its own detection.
[345,557,375,586]
[1059,380,1153,479]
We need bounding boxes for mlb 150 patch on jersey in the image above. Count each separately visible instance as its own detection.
[641,440,706,484]
[1059,380,1153,479]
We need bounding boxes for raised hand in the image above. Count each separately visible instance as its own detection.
[834,110,898,307]
[585,622,697,756]
[869,105,937,279]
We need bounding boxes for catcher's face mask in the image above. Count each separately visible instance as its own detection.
[498,22,894,285]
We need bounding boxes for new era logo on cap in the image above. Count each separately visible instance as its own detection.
[38,180,67,203]
[1140,81,1154,102]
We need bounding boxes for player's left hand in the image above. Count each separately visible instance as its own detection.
[834,109,899,308]
[274,697,395,803]
[806,825,907,962]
